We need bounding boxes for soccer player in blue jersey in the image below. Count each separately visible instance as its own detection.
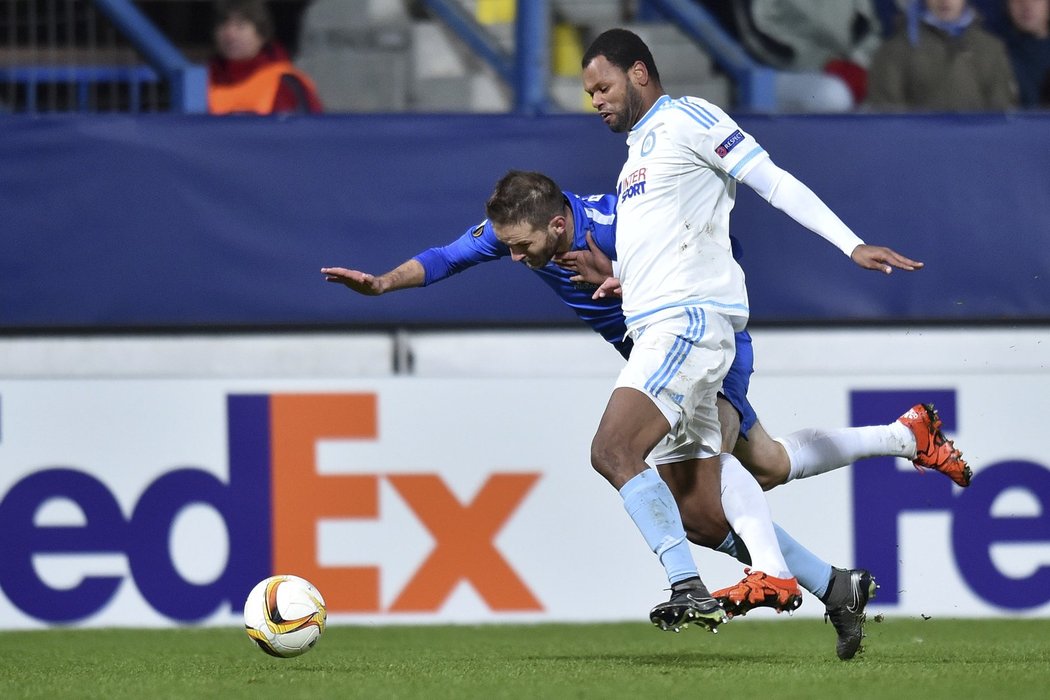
[579,27,967,650]
[322,170,969,659]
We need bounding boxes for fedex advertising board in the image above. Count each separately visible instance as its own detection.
[0,375,1047,629]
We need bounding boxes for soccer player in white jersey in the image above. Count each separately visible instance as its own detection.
[580,28,927,635]
[323,169,969,657]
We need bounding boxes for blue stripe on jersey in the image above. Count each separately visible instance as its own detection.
[644,307,706,399]
[673,100,716,129]
[729,146,766,179]
[625,298,749,328]
[697,104,719,124]
[678,97,719,128]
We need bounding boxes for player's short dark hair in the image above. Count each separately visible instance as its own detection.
[485,171,564,230]
[213,0,274,43]
[582,28,661,83]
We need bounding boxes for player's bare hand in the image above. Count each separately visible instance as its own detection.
[850,245,924,275]
[554,231,613,285]
[592,276,622,300]
[321,267,384,295]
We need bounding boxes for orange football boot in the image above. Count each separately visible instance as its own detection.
[712,568,803,618]
[898,403,972,487]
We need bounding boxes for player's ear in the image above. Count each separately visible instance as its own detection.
[550,214,567,234]
[630,60,649,86]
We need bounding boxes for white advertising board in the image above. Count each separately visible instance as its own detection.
[1,367,1047,629]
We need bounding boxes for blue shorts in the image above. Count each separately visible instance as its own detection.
[721,329,758,440]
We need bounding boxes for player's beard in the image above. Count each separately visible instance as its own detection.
[523,232,561,269]
[609,82,646,133]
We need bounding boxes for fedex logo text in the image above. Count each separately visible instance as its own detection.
[852,390,1050,610]
[0,393,541,623]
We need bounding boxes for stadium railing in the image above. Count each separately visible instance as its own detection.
[638,0,777,111]
[409,0,778,113]
[0,0,776,115]
[0,0,205,113]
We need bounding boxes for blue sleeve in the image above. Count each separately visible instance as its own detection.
[411,220,508,286]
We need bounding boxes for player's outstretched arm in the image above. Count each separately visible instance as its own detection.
[740,159,925,275]
[850,244,924,275]
[321,259,425,296]
[554,231,614,285]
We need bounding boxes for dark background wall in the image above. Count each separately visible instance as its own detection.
[1,112,1047,332]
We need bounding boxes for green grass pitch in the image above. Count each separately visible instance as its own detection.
[3,618,1049,699]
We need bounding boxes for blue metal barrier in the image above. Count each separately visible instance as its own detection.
[419,0,774,113]
[91,0,206,113]
[2,0,206,113]
[513,0,550,114]
[640,0,777,111]
[0,65,158,112]
[417,0,514,85]
[418,0,552,114]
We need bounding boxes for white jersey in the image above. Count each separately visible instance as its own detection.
[614,95,768,334]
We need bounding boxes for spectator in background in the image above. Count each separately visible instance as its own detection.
[1001,0,1050,106]
[868,0,1018,110]
[744,0,884,105]
[208,0,323,115]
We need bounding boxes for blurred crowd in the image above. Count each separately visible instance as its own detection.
[210,0,1049,114]
[713,0,1050,111]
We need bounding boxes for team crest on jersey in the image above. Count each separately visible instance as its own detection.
[471,222,486,238]
[641,130,657,156]
[715,129,745,158]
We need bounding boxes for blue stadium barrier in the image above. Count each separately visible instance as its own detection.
[417,0,551,115]
[0,65,159,112]
[641,0,778,111]
[91,0,206,113]
[1,113,1047,331]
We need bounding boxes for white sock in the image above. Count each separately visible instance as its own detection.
[780,422,915,483]
[719,454,792,579]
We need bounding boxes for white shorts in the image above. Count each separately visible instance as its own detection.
[614,307,736,465]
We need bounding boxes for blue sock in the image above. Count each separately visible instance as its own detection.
[773,524,832,597]
[620,469,698,585]
[716,524,832,597]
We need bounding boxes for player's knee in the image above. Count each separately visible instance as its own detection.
[590,436,629,485]
[753,470,786,491]
[589,438,616,480]
[681,511,730,549]
[756,448,792,490]
[738,432,791,491]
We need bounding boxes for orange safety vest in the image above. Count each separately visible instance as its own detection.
[208,61,318,115]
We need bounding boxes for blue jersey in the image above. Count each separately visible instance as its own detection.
[411,190,757,437]
[413,192,634,358]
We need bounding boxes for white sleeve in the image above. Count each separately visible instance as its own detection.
[739,157,865,257]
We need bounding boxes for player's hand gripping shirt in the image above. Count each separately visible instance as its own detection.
[614,95,768,334]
